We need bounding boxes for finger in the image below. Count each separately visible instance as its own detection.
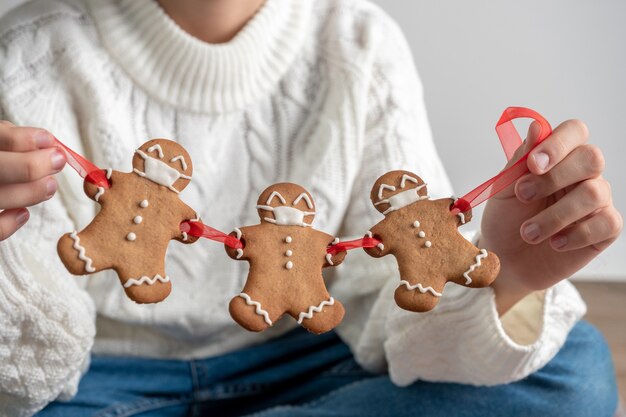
[527,119,589,175]
[550,206,623,252]
[0,125,55,152]
[0,148,66,184]
[520,178,611,244]
[515,144,605,202]
[0,208,30,241]
[0,176,58,209]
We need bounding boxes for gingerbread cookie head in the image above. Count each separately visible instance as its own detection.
[364,170,499,313]
[256,183,316,227]
[57,138,199,304]
[370,170,429,215]
[132,139,193,194]
[225,182,346,334]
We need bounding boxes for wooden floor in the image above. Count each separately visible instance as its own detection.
[574,282,626,400]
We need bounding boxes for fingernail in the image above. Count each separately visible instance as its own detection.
[50,150,66,170]
[552,235,568,249]
[16,209,29,226]
[35,131,54,148]
[523,223,541,242]
[533,152,550,173]
[46,178,57,198]
[517,181,537,201]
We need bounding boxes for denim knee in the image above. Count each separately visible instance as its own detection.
[539,321,618,417]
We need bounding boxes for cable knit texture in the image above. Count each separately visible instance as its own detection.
[0,0,586,414]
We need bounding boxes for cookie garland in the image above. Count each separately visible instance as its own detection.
[51,107,554,323]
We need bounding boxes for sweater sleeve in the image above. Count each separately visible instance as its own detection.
[331,5,587,387]
[0,5,98,409]
[0,181,96,416]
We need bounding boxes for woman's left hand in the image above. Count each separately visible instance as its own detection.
[479,119,623,314]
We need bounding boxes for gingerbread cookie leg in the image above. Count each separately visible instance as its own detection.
[453,248,500,288]
[229,291,281,332]
[292,295,345,335]
[57,230,107,275]
[394,276,445,313]
[117,262,171,304]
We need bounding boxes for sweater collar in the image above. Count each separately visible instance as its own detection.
[86,0,311,113]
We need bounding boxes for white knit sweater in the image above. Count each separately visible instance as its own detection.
[0,0,586,415]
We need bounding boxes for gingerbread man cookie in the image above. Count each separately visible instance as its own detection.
[364,170,500,312]
[226,183,346,334]
[57,139,199,304]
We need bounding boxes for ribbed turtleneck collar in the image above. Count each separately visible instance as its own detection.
[86,0,311,113]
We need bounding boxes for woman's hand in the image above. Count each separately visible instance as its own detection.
[0,121,66,240]
[480,119,623,314]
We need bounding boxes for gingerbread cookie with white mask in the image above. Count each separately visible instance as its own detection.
[57,139,199,304]
[225,183,347,334]
[363,170,500,312]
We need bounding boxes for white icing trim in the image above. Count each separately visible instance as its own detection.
[69,231,96,273]
[170,155,187,170]
[457,212,466,225]
[182,231,188,241]
[462,249,488,285]
[236,249,244,259]
[293,192,313,209]
[377,184,396,200]
[105,168,112,179]
[266,191,286,205]
[331,237,339,245]
[147,144,164,158]
[325,253,334,266]
[377,243,385,250]
[238,293,272,326]
[398,280,442,297]
[123,274,170,288]
[233,227,243,239]
[94,187,105,202]
[297,297,335,324]
[366,231,373,238]
[400,174,419,188]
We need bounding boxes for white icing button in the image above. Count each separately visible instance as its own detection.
[126,232,137,241]
[133,216,143,224]
[286,261,293,270]
[413,221,420,228]
[285,250,293,257]
[285,236,292,243]
[425,241,432,248]
[140,200,149,208]
[418,231,426,238]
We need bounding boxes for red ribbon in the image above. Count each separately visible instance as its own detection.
[180,220,243,249]
[54,137,110,188]
[450,107,553,215]
[327,237,381,255]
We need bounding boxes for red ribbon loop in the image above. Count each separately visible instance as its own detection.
[180,220,243,249]
[54,137,110,188]
[327,237,382,255]
[450,107,552,215]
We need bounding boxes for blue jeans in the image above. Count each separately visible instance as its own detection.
[37,321,617,417]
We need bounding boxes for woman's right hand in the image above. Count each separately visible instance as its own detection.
[0,121,66,240]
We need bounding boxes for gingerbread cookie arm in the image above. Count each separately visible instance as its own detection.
[362,223,390,258]
[225,226,248,261]
[174,202,200,244]
[83,168,113,203]
[323,234,346,268]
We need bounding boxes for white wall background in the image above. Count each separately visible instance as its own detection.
[2,0,624,280]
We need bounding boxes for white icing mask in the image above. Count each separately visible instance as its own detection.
[375,184,428,215]
[256,204,315,227]
[134,149,191,193]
